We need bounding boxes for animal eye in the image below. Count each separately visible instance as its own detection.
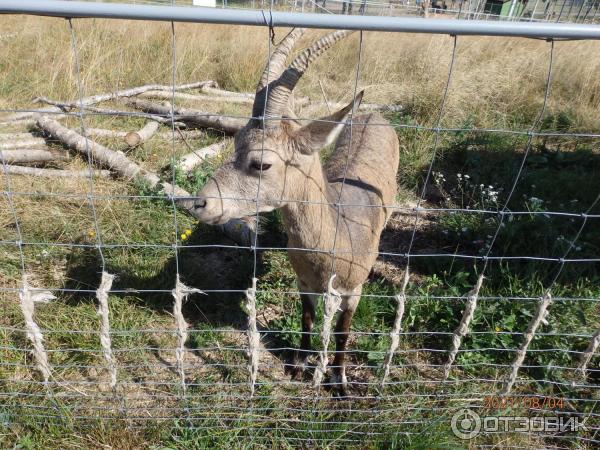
[250,161,272,172]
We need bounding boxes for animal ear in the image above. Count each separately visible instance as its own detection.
[295,90,364,154]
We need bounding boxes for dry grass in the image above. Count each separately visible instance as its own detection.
[1,17,600,130]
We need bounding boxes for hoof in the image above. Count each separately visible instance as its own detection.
[329,372,349,398]
[287,356,310,381]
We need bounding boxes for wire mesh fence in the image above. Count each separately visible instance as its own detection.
[1,0,599,448]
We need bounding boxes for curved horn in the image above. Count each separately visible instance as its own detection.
[262,30,354,123]
[256,28,306,93]
[252,28,306,120]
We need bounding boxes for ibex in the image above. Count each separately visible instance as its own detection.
[194,29,399,395]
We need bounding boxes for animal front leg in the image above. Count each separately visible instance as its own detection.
[331,286,361,397]
[290,291,317,380]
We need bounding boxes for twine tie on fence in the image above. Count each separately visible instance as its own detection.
[501,290,552,395]
[313,274,342,389]
[245,277,260,396]
[96,272,117,389]
[443,273,484,380]
[19,276,54,385]
[381,268,409,387]
[172,275,202,393]
[578,330,600,377]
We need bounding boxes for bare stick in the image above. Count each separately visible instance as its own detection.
[0,139,46,149]
[0,132,40,141]
[84,128,205,141]
[2,81,218,122]
[179,139,230,172]
[124,121,160,148]
[139,91,255,105]
[125,99,246,135]
[32,98,186,126]
[201,86,254,99]
[0,149,69,165]
[2,165,111,178]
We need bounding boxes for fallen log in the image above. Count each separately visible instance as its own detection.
[179,139,231,172]
[126,99,246,135]
[2,165,110,178]
[0,149,69,164]
[36,116,255,245]
[3,81,218,122]
[124,121,160,148]
[0,138,46,149]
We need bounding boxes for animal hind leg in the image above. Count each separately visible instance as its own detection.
[331,285,362,397]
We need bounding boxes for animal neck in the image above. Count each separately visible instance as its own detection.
[281,156,338,252]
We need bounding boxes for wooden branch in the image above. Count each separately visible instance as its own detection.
[2,165,110,178]
[0,132,40,141]
[0,149,69,165]
[84,128,129,138]
[2,81,218,122]
[124,121,160,148]
[0,138,46,149]
[125,99,245,135]
[36,116,255,245]
[84,128,205,141]
[30,98,187,127]
[200,86,254,99]
[179,139,231,172]
[139,90,255,105]
[36,115,194,208]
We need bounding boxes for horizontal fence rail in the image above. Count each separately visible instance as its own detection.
[1,0,600,39]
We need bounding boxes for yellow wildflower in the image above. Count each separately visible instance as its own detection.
[185,229,192,236]
[180,233,187,241]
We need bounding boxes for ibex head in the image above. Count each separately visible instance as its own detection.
[194,29,362,225]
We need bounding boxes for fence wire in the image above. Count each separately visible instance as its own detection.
[0,1,599,448]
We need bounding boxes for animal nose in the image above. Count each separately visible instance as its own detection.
[194,197,207,209]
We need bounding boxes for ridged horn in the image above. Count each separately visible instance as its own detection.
[256,28,306,93]
[252,28,306,120]
[261,30,354,124]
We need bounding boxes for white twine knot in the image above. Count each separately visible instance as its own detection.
[313,274,342,389]
[172,275,202,393]
[245,277,260,396]
[501,290,552,395]
[96,272,117,389]
[578,330,600,377]
[381,268,409,386]
[443,273,484,380]
[19,276,54,384]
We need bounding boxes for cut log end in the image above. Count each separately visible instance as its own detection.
[124,131,142,148]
